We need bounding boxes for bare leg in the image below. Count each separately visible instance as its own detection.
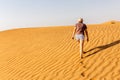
[80,40,84,59]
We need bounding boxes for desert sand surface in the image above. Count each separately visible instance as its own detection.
[0,21,120,80]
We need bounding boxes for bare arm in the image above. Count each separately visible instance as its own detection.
[72,27,76,39]
[85,29,89,41]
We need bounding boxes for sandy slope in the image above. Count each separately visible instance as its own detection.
[0,23,120,80]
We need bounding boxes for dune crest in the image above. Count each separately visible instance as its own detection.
[102,20,120,25]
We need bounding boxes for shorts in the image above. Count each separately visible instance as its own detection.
[75,34,84,40]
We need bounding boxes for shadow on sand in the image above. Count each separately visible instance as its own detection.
[85,40,120,58]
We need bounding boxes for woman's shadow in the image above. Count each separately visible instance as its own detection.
[84,40,120,58]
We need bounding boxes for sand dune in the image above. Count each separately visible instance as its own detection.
[0,22,120,80]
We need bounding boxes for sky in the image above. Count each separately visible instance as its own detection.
[0,0,120,31]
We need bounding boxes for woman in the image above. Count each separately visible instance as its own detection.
[72,18,89,59]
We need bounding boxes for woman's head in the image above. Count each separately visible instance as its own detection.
[78,18,83,23]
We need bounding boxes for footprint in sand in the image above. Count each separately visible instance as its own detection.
[80,61,83,64]
[83,65,86,68]
[81,72,85,77]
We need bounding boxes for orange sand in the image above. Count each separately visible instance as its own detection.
[0,22,120,80]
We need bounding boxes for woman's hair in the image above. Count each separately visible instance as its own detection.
[78,18,83,23]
